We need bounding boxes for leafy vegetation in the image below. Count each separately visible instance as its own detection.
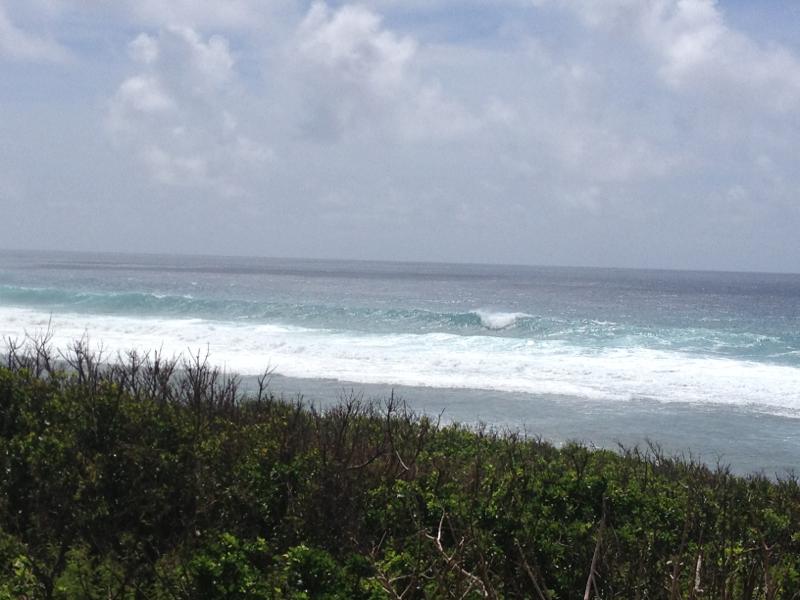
[1,338,799,599]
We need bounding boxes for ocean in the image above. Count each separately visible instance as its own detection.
[1,249,798,474]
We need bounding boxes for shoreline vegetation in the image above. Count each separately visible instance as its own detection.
[1,338,799,599]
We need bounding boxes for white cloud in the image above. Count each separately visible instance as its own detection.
[114,76,174,114]
[128,32,159,64]
[292,2,480,141]
[107,27,271,193]
[164,26,235,89]
[298,3,416,92]
[0,2,67,62]
[539,0,800,111]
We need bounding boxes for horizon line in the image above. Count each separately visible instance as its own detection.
[1,246,798,277]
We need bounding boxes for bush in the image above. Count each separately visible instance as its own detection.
[1,339,798,598]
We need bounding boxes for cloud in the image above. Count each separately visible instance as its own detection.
[141,144,207,186]
[5,0,800,268]
[291,2,480,141]
[106,26,271,193]
[538,0,800,111]
[128,32,159,64]
[163,26,235,89]
[298,3,416,92]
[112,75,174,115]
[121,0,269,30]
[0,2,67,62]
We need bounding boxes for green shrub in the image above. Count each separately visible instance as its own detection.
[1,342,798,598]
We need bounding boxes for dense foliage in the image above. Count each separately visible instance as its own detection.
[1,339,799,599]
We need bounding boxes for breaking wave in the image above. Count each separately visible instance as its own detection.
[0,285,798,364]
[472,310,533,330]
[2,306,799,417]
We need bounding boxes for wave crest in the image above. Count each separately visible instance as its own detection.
[472,310,532,330]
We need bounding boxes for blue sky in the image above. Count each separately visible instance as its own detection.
[1,0,800,271]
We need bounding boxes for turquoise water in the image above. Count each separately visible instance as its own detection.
[1,250,798,473]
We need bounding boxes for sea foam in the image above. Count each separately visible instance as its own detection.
[472,310,532,330]
[2,306,799,416]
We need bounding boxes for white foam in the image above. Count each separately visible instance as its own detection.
[2,306,799,415]
[473,310,531,330]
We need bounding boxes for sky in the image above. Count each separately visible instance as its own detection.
[1,0,799,272]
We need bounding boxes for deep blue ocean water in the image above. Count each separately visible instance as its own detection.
[1,250,798,473]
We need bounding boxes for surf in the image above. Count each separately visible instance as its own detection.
[3,305,799,417]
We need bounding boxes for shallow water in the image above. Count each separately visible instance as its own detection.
[256,375,800,476]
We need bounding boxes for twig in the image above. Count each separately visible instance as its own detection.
[514,539,549,600]
[584,507,606,600]
[426,511,490,598]
[693,552,703,596]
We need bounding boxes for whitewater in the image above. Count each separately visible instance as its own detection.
[2,250,799,472]
[2,306,800,415]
